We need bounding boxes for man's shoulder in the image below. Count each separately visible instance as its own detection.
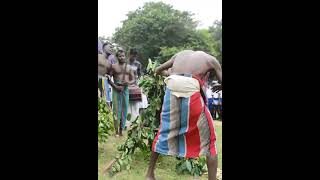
[112,63,119,68]
[98,53,105,59]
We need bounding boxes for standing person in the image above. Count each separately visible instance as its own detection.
[212,82,220,119]
[217,91,222,120]
[98,45,107,99]
[212,92,218,119]
[103,43,117,64]
[104,49,136,136]
[206,82,214,116]
[103,43,116,105]
[127,48,143,126]
[98,43,116,105]
[146,50,222,180]
[128,48,142,78]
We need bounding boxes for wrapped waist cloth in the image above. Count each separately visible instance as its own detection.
[112,80,129,129]
[164,74,200,98]
[152,74,217,158]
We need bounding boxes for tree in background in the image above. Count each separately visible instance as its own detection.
[112,1,222,80]
[155,28,220,64]
[156,20,222,81]
[112,2,198,67]
[209,20,222,64]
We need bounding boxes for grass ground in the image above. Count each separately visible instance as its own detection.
[98,120,222,180]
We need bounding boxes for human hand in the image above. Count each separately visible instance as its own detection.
[105,75,111,83]
[122,81,129,86]
[116,86,124,92]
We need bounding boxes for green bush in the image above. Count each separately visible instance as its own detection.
[98,99,114,143]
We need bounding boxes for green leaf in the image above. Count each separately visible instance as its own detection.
[127,141,134,148]
[186,160,192,172]
[112,166,117,173]
[127,113,132,121]
[202,164,208,172]
[115,162,121,171]
[124,158,129,164]
[119,159,123,166]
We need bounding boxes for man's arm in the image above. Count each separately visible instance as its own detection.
[127,68,136,85]
[155,54,176,75]
[105,65,123,92]
[160,70,170,76]
[160,68,172,77]
[105,62,112,75]
[98,54,107,75]
[98,54,112,75]
[209,57,222,83]
[209,56,222,92]
[107,75,124,92]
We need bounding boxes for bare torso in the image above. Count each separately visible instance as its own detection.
[98,54,132,83]
[111,63,132,84]
[171,50,215,79]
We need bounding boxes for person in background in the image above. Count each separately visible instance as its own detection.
[217,90,222,120]
[99,42,116,105]
[128,48,142,78]
[127,48,143,127]
[98,41,107,99]
[206,82,214,116]
[103,43,117,64]
[105,49,135,136]
[211,81,219,119]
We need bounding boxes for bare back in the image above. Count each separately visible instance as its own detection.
[171,50,217,79]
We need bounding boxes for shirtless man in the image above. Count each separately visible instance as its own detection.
[98,43,115,76]
[146,50,222,180]
[99,43,116,104]
[99,49,135,136]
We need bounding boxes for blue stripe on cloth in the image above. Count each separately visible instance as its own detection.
[120,88,129,129]
[178,96,189,157]
[156,88,171,154]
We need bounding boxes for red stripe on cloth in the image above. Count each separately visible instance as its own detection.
[204,107,217,155]
[192,75,205,87]
[192,74,207,104]
[185,92,202,157]
[152,112,162,152]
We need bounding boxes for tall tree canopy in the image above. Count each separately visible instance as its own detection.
[112,2,222,69]
[112,2,198,66]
